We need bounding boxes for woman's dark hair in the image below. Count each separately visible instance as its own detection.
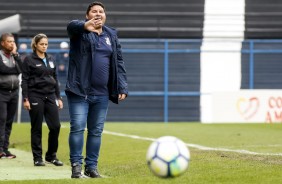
[86,1,105,15]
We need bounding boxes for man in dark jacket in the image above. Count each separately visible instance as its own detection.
[0,33,23,159]
[66,1,128,179]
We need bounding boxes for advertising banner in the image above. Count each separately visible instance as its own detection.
[211,90,282,123]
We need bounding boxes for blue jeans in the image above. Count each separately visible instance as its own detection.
[66,92,109,170]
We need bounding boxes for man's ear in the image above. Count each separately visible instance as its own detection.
[86,14,89,20]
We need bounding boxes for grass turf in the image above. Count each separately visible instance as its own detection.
[3,122,282,184]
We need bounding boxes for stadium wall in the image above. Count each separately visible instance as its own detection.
[1,0,282,122]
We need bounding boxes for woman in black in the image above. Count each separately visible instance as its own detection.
[21,33,63,166]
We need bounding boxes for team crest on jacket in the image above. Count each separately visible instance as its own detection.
[105,37,111,46]
[49,61,55,68]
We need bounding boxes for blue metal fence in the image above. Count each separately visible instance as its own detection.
[18,39,282,122]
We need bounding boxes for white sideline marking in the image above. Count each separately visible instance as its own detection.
[219,144,282,148]
[103,130,282,156]
[59,125,282,156]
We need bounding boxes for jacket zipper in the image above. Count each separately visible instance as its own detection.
[11,74,14,90]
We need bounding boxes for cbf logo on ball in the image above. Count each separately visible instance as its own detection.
[146,136,190,178]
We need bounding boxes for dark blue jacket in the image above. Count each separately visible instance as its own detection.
[65,20,128,104]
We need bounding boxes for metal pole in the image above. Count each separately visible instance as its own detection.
[249,41,254,89]
[164,41,169,123]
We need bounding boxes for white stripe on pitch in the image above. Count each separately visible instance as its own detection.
[58,125,282,156]
[103,130,282,156]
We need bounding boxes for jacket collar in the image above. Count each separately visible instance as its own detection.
[32,52,49,60]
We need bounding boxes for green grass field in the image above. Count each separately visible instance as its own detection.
[3,122,282,184]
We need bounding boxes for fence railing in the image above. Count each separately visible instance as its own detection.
[18,38,282,122]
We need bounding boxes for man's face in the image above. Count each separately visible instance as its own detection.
[1,36,15,53]
[86,5,106,29]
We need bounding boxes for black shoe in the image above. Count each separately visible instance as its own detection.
[71,163,83,178]
[0,152,6,158]
[3,150,16,159]
[46,158,64,166]
[84,168,102,178]
[34,160,45,166]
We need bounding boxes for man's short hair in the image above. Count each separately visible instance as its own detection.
[86,1,106,15]
[0,33,14,42]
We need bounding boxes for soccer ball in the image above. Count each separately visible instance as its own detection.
[146,136,190,178]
